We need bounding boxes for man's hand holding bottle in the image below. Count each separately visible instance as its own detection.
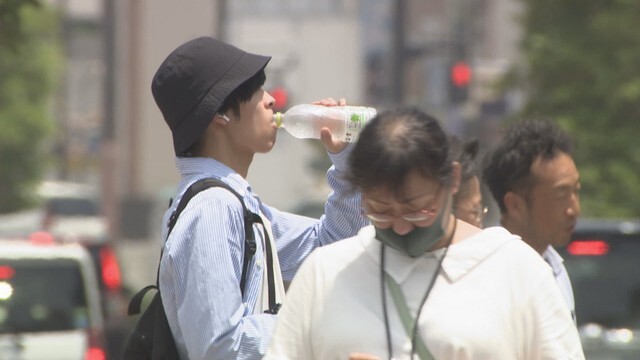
[314,97,349,154]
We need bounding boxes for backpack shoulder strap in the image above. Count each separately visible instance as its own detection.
[167,178,237,234]
[127,284,158,316]
[164,178,257,294]
[128,178,258,316]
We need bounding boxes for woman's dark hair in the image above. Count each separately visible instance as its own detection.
[347,108,453,195]
[450,136,480,207]
[182,69,266,156]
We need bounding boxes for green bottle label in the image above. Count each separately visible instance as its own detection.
[344,109,369,142]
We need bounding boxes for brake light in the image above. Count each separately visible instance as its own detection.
[29,231,55,245]
[85,348,106,360]
[567,240,610,256]
[85,328,106,360]
[0,266,15,280]
[100,247,122,291]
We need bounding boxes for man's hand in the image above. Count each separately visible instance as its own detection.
[312,97,349,154]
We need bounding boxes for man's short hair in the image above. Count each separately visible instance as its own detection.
[483,118,574,213]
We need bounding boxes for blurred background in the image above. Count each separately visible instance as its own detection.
[0,0,532,289]
[1,0,639,358]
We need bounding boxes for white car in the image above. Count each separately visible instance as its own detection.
[37,180,108,241]
[0,236,106,360]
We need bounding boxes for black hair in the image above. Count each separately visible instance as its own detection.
[450,136,480,207]
[182,69,267,156]
[347,108,453,195]
[482,118,574,213]
[218,69,267,116]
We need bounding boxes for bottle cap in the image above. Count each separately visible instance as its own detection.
[273,112,283,128]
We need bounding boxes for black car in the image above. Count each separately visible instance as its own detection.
[558,218,640,359]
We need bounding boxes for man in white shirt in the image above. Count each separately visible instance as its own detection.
[483,118,581,321]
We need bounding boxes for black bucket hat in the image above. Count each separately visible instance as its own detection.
[151,37,271,155]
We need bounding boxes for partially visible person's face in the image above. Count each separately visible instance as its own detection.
[228,88,277,154]
[362,170,451,235]
[515,152,581,252]
[454,175,485,227]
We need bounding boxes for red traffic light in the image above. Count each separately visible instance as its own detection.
[271,87,288,111]
[451,61,472,88]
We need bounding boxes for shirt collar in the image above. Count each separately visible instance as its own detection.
[542,245,565,276]
[360,225,515,283]
[175,156,252,197]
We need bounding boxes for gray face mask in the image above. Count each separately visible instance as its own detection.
[375,194,452,257]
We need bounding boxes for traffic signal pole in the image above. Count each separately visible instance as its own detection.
[389,0,406,106]
[448,0,471,106]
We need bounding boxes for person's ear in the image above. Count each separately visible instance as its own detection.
[504,191,525,219]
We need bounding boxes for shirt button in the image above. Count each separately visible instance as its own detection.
[255,259,262,267]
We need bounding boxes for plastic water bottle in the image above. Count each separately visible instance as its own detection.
[273,104,377,142]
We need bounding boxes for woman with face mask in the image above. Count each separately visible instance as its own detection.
[265,108,584,360]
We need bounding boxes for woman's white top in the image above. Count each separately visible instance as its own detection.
[265,225,585,360]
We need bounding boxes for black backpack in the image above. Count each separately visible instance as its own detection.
[122,178,258,360]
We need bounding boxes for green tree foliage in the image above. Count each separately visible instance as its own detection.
[508,0,640,218]
[0,0,39,48]
[0,1,62,213]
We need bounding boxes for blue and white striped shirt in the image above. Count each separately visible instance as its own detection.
[159,149,367,359]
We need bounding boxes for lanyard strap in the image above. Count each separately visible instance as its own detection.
[384,272,435,360]
[380,217,455,360]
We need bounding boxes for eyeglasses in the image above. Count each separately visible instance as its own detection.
[365,208,439,224]
[364,186,445,224]
[455,205,488,223]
